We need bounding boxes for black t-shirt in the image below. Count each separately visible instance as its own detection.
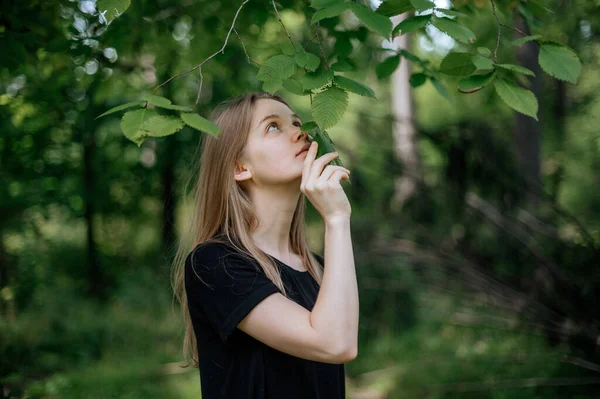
[184,240,346,398]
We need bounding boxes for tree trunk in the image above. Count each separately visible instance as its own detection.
[161,136,176,256]
[160,64,177,259]
[82,114,103,299]
[390,14,421,212]
[513,11,542,206]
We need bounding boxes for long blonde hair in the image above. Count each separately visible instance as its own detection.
[170,91,324,368]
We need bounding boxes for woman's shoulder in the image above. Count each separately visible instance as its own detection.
[189,239,236,259]
[186,239,251,269]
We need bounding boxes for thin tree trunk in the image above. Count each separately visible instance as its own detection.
[81,80,104,299]
[513,11,542,206]
[82,116,103,299]
[390,13,420,211]
[162,137,176,255]
[0,228,15,321]
[160,63,177,259]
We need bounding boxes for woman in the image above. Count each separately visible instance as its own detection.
[171,91,358,398]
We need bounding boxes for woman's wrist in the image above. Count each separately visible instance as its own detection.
[325,214,351,228]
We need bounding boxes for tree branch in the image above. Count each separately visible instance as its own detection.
[150,0,250,108]
[315,23,330,70]
[303,33,318,50]
[490,0,501,64]
[271,0,297,51]
[500,22,528,38]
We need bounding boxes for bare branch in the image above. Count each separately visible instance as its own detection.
[271,0,297,51]
[303,33,318,50]
[315,23,330,70]
[490,0,501,64]
[500,22,529,38]
[151,0,250,107]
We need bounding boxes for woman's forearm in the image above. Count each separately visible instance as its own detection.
[309,216,359,358]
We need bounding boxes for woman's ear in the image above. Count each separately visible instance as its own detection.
[234,161,252,182]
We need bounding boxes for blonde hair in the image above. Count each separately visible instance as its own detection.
[170,91,324,368]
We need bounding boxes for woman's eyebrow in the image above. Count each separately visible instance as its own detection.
[257,113,301,128]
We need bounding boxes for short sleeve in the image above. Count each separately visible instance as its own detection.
[185,242,282,344]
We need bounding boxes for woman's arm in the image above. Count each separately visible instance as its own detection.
[310,216,358,359]
[236,216,358,363]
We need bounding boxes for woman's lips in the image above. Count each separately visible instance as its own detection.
[297,149,308,156]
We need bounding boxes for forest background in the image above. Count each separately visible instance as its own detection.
[1,0,600,397]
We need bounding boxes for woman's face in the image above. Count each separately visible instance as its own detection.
[235,98,310,187]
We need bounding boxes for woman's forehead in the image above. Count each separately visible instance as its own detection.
[253,99,294,123]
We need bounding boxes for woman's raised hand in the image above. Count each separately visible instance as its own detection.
[300,141,351,222]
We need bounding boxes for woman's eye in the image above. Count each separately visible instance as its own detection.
[267,121,302,132]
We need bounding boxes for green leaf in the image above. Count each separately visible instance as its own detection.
[511,34,542,47]
[410,0,435,11]
[528,0,555,15]
[262,79,283,94]
[140,115,184,137]
[311,87,349,130]
[348,3,393,40]
[120,108,159,146]
[431,17,476,44]
[300,121,318,132]
[295,51,321,71]
[477,47,491,56]
[311,2,351,24]
[493,78,538,120]
[310,0,343,8]
[376,0,413,17]
[156,104,193,112]
[145,95,171,107]
[430,77,450,101]
[257,55,297,81]
[495,63,535,77]
[471,54,494,71]
[439,52,476,76]
[399,49,422,63]
[283,78,307,95]
[392,15,431,37]
[95,100,145,119]
[409,73,427,88]
[331,59,354,71]
[436,8,470,19]
[281,40,300,56]
[144,95,192,111]
[333,75,377,99]
[376,54,401,79]
[97,0,131,24]
[302,69,334,90]
[333,34,353,57]
[312,127,350,179]
[538,42,582,84]
[305,52,321,72]
[180,112,221,137]
[458,71,496,91]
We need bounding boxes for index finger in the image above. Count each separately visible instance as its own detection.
[302,141,318,182]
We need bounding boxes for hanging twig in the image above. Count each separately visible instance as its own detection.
[233,28,274,80]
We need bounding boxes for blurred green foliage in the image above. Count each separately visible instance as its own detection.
[2,0,600,397]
